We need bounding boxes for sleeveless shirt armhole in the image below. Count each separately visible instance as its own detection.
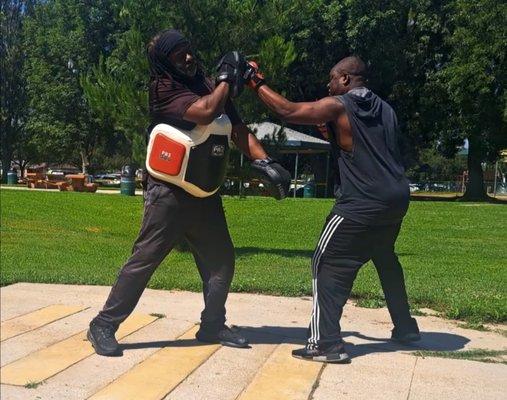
[334,95,355,157]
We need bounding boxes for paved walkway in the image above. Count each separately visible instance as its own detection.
[1,283,505,400]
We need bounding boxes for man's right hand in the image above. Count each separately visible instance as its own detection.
[316,123,330,140]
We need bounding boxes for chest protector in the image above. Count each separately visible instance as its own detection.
[146,114,232,197]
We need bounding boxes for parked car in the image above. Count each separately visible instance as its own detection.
[409,183,420,193]
[93,173,121,187]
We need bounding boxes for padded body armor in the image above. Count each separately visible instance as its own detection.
[146,114,232,197]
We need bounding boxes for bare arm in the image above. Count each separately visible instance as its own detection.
[183,82,230,125]
[231,123,268,160]
[256,85,342,125]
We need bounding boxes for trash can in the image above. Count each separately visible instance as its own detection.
[303,182,315,198]
[7,170,18,185]
[120,165,136,196]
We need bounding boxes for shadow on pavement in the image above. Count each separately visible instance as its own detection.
[119,326,470,361]
[120,338,216,351]
[237,326,470,359]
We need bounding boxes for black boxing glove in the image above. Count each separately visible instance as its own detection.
[250,157,291,200]
[215,51,247,98]
[245,61,266,91]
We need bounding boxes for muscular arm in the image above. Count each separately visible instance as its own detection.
[256,85,343,125]
[183,82,230,125]
[231,123,268,160]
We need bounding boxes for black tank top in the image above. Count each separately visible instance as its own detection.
[329,88,409,226]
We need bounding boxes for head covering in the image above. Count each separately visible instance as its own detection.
[147,29,202,83]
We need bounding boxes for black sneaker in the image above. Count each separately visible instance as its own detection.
[391,326,421,344]
[87,322,120,356]
[196,325,249,348]
[292,343,350,363]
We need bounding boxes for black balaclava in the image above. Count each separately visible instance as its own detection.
[148,29,202,83]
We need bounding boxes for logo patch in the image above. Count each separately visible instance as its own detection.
[211,144,225,157]
[159,151,172,161]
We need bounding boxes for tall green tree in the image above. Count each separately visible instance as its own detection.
[343,0,453,168]
[22,0,119,171]
[81,0,178,166]
[0,0,36,180]
[434,0,506,200]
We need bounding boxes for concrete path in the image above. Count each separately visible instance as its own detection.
[1,283,505,400]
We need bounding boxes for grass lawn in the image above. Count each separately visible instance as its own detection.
[1,189,506,324]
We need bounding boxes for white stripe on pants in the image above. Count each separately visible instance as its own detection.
[308,214,344,348]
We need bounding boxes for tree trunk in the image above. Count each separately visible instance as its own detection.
[462,137,488,201]
[80,150,88,174]
[1,149,13,183]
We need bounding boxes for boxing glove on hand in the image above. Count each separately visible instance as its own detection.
[250,157,291,200]
[245,61,266,90]
[215,51,247,98]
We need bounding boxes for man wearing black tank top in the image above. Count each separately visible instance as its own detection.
[247,56,420,363]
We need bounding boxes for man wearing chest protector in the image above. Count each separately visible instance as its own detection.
[87,29,291,356]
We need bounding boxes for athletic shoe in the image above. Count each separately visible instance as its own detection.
[87,322,120,356]
[391,327,421,344]
[292,343,350,363]
[196,325,249,348]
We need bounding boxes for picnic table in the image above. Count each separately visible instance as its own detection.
[65,174,98,192]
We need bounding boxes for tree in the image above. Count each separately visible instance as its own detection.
[0,0,36,180]
[22,0,119,171]
[343,0,454,168]
[81,28,149,167]
[81,0,180,167]
[435,0,507,200]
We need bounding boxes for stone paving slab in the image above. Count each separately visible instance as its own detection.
[0,313,157,386]
[0,305,87,341]
[1,283,506,400]
[313,352,416,400]
[409,356,506,400]
[165,331,276,400]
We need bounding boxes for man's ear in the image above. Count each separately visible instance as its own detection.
[341,74,350,86]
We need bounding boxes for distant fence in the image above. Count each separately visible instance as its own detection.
[219,178,330,198]
[410,180,506,194]
[219,179,507,198]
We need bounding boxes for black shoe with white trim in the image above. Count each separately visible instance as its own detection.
[292,343,350,363]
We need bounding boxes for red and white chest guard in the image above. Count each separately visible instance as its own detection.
[146,114,232,197]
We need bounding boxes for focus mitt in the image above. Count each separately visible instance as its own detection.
[250,157,291,200]
[215,51,247,98]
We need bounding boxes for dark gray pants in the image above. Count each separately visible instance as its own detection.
[307,213,418,349]
[93,177,235,333]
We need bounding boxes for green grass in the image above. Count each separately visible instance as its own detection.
[1,189,506,324]
[24,381,43,389]
[413,349,507,364]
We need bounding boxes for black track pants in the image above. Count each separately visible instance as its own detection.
[93,177,235,333]
[306,213,417,349]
